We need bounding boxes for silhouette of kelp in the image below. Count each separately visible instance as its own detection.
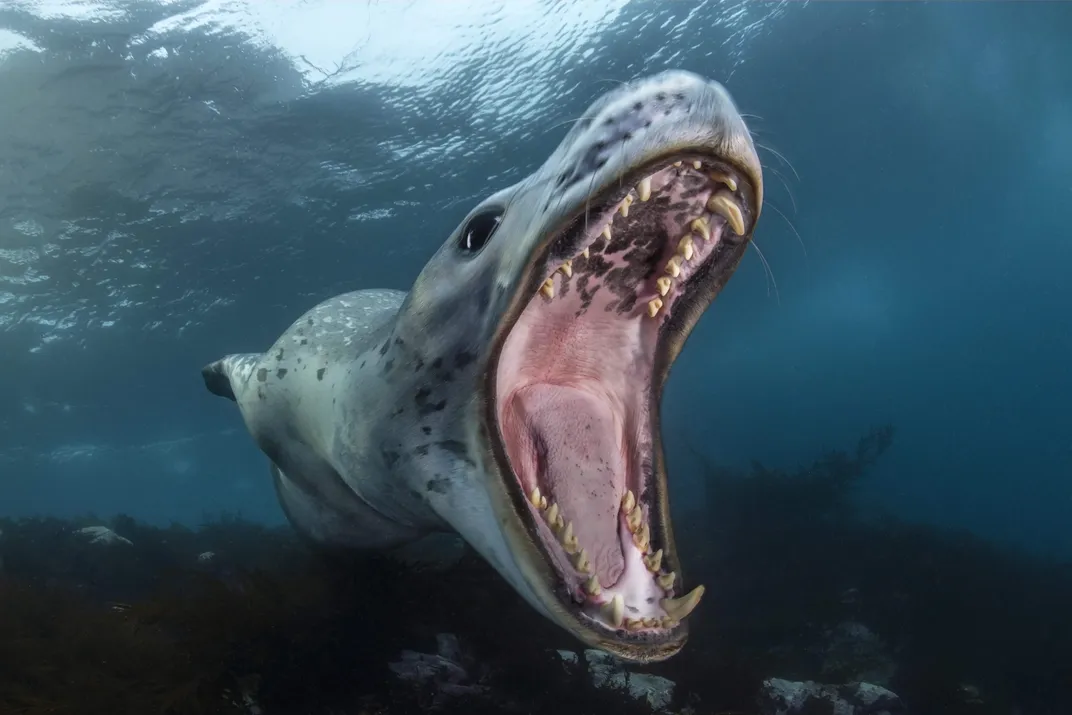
[0,426,1069,715]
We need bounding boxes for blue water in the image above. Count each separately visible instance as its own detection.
[1,0,1069,560]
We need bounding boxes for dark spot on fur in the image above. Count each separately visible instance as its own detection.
[300,339,308,345]
[426,477,450,495]
[360,360,366,369]
[454,351,476,369]
[307,318,314,326]
[413,445,430,457]
[316,368,326,381]
[431,357,443,369]
[275,348,284,360]
[257,368,268,382]
[394,337,404,347]
[415,387,447,416]
[422,426,432,435]
[382,449,400,468]
[379,340,390,356]
[276,368,287,379]
[436,440,472,465]
[414,357,425,372]
[384,359,394,372]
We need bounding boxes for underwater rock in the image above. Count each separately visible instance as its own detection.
[75,525,133,546]
[388,632,490,706]
[817,620,897,685]
[758,678,906,715]
[556,649,676,712]
[198,550,216,562]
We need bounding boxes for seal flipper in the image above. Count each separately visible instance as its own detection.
[201,353,262,402]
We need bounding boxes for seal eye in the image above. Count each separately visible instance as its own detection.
[458,209,503,254]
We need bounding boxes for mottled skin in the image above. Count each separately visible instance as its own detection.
[203,70,762,663]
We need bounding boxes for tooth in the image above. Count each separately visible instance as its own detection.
[573,548,591,573]
[656,276,672,297]
[621,489,636,513]
[690,217,711,241]
[540,278,555,299]
[619,200,629,218]
[643,618,660,628]
[604,594,625,628]
[665,255,682,278]
[657,571,676,590]
[707,194,745,236]
[539,495,547,510]
[637,177,652,202]
[661,585,705,621]
[546,502,559,526]
[559,260,572,278]
[709,171,738,192]
[581,247,590,259]
[562,521,574,544]
[678,236,694,261]
[563,535,579,554]
[529,487,542,508]
[691,160,701,170]
[673,160,682,168]
[584,575,602,596]
[634,522,650,551]
[646,297,663,318]
[625,618,644,631]
[627,504,643,532]
[601,225,611,241]
[660,616,677,629]
[645,549,663,573]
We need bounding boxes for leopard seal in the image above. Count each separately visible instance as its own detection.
[202,70,763,663]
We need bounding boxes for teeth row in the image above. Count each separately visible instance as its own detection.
[529,488,587,568]
[544,165,743,313]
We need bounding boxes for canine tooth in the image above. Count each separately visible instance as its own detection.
[644,549,663,573]
[601,224,611,241]
[637,177,652,202]
[546,502,559,526]
[661,585,705,621]
[627,504,643,532]
[621,489,636,514]
[634,522,650,552]
[604,594,625,628]
[665,255,682,278]
[709,171,738,192]
[656,276,672,297]
[540,278,555,299]
[646,298,663,318]
[657,571,676,590]
[584,575,602,596]
[582,247,590,259]
[690,217,711,241]
[574,548,591,573]
[707,194,745,236]
[678,236,694,261]
[559,260,572,278]
[529,487,542,508]
[691,160,701,170]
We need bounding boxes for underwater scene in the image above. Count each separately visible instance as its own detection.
[1,1,1070,714]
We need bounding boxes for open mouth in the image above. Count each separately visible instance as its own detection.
[488,155,755,640]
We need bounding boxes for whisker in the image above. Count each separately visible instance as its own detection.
[763,162,797,215]
[756,141,800,182]
[765,201,807,259]
[749,240,780,304]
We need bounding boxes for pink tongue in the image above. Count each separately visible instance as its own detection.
[517,384,625,586]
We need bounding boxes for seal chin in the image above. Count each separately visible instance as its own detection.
[484,152,759,661]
